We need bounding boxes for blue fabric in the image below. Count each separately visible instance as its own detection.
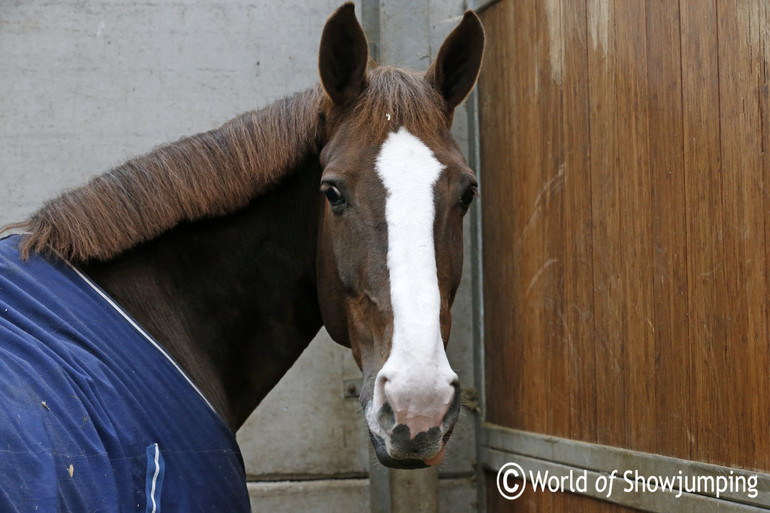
[0,235,251,512]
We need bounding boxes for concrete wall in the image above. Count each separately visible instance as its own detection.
[0,1,478,511]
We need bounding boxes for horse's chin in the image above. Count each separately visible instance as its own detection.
[368,432,432,469]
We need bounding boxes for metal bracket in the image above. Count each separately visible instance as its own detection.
[343,378,363,399]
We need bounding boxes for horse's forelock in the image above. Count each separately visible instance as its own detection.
[348,67,450,142]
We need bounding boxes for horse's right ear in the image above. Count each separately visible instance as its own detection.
[319,3,369,106]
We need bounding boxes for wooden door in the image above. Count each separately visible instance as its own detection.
[477,1,770,511]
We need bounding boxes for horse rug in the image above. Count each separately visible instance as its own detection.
[0,235,251,512]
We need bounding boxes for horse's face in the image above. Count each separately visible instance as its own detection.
[315,4,484,468]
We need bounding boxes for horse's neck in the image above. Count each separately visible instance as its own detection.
[83,156,324,431]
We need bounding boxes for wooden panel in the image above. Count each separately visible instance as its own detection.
[479,0,522,433]
[678,0,728,469]
[585,0,626,452]
[714,0,769,469]
[558,0,597,444]
[645,0,690,462]
[478,0,770,483]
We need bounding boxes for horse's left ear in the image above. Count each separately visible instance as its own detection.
[319,3,369,106]
[425,10,485,111]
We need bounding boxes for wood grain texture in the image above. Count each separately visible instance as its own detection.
[480,0,522,434]
[678,0,728,470]
[479,1,770,501]
[644,0,691,462]
[559,0,597,445]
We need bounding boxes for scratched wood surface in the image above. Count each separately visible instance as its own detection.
[478,2,770,507]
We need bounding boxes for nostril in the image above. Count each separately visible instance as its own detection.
[377,374,391,401]
[377,402,396,429]
[377,373,391,394]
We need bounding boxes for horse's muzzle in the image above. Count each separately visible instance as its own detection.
[367,383,461,468]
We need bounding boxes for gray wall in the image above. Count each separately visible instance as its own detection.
[0,1,478,511]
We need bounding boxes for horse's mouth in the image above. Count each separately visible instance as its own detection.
[369,432,431,469]
[368,430,451,469]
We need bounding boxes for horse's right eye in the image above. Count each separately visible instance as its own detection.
[324,185,345,207]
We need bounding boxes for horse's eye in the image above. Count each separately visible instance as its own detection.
[460,186,477,210]
[324,185,345,206]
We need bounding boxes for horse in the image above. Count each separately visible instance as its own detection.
[0,3,484,511]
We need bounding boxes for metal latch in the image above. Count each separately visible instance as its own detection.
[343,378,363,399]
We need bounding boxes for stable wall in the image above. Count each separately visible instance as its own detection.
[0,1,479,512]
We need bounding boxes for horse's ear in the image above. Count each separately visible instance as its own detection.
[319,3,369,106]
[425,10,485,111]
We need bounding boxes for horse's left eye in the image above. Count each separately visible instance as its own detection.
[460,186,477,210]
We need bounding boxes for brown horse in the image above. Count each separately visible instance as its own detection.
[7,2,484,471]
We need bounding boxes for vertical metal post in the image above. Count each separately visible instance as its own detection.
[361,0,380,64]
[462,2,488,511]
[467,87,488,513]
[380,0,438,510]
[378,0,431,71]
[368,445,391,513]
[390,467,439,512]
[361,2,390,511]
[361,1,438,512]
[466,2,488,510]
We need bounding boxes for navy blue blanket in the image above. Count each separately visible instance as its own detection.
[0,235,251,512]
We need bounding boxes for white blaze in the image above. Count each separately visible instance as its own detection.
[369,127,457,437]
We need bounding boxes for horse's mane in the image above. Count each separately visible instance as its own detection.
[6,67,447,263]
[8,87,325,262]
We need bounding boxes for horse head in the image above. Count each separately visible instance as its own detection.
[314,3,484,469]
